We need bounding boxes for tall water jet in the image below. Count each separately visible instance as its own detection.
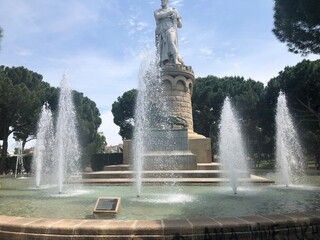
[54,74,80,194]
[32,103,54,188]
[133,49,164,197]
[219,97,248,194]
[275,92,304,186]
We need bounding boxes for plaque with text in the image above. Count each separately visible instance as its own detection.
[93,197,121,214]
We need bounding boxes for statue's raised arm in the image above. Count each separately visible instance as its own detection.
[154,0,184,66]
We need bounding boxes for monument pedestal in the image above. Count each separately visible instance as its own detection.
[161,64,212,164]
[124,129,196,170]
[188,134,212,163]
[123,134,212,166]
[123,64,212,167]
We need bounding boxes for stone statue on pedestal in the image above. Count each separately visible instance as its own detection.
[123,0,212,166]
[154,0,184,66]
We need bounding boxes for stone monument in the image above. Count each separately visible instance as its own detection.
[123,0,212,166]
[155,0,212,163]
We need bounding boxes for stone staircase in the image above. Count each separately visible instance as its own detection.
[80,162,274,184]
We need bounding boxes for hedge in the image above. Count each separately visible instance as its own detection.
[5,155,32,174]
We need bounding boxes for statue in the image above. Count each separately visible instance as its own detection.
[154,0,184,66]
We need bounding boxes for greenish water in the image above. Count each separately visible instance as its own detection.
[1,177,320,220]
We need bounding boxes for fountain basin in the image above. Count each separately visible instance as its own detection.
[1,177,320,239]
[0,212,320,239]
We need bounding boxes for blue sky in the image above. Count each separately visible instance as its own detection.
[0,0,317,148]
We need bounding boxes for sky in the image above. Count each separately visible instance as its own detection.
[0,0,318,150]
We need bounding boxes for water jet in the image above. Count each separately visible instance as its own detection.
[275,92,305,186]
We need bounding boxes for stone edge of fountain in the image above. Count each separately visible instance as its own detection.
[0,211,319,239]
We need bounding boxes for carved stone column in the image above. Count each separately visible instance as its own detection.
[161,63,213,163]
[161,64,195,132]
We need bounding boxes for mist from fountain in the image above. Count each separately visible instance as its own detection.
[133,49,170,197]
[33,104,54,188]
[54,74,80,193]
[275,92,305,186]
[219,97,248,194]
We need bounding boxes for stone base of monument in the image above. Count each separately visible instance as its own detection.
[142,128,197,170]
[123,131,212,165]
[143,151,196,170]
[188,131,212,163]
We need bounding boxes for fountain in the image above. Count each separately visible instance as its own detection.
[275,92,305,186]
[133,49,166,196]
[219,97,248,194]
[32,103,54,188]
[0,1,319,239]
[32,75,80,192]
[54,74,81,193]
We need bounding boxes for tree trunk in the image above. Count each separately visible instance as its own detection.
[297,98,320,128]
[0,127,9,174]
[22,139,26,153]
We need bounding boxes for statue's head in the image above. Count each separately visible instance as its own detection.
[161,0,169,8]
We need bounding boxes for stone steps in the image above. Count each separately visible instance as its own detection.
[102,163,221,171]
[103,164,130,171]
[83,163,274,185]
[83,169,250,179]
[76,174,273,184]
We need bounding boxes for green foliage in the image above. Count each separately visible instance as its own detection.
[6,154,32,174]
[53,89,104,168]
[273,0,320,55]
[0,66,103,173]
[271,59,320,161]
[192,76,266,156]
[73,91,101,146]
[91,153,123,171]
[111,89,137,140]
[0,66,51,173]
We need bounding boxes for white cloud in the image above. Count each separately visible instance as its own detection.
[200,47,213,56]
[171,0,184,7]
[37,51,139,112]
[17,49,32,56]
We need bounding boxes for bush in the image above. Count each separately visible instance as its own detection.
[5,154,32,174]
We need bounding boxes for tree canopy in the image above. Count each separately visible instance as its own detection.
[192,76,268,156]
[273,0,320,55]
[0,66,104,173]
[0,66,51,173]
[111,89,137,140]
[268,60,320,161]
[73,91,103,167]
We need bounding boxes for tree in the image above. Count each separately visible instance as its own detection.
[0,66,50,173]
[274,60,320,128]
[273,0,320,55]
[192,76,267,158]
[73,91,103,167]
[271,59,320,163]
[111,89,137,140]
[0,65,105,173]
